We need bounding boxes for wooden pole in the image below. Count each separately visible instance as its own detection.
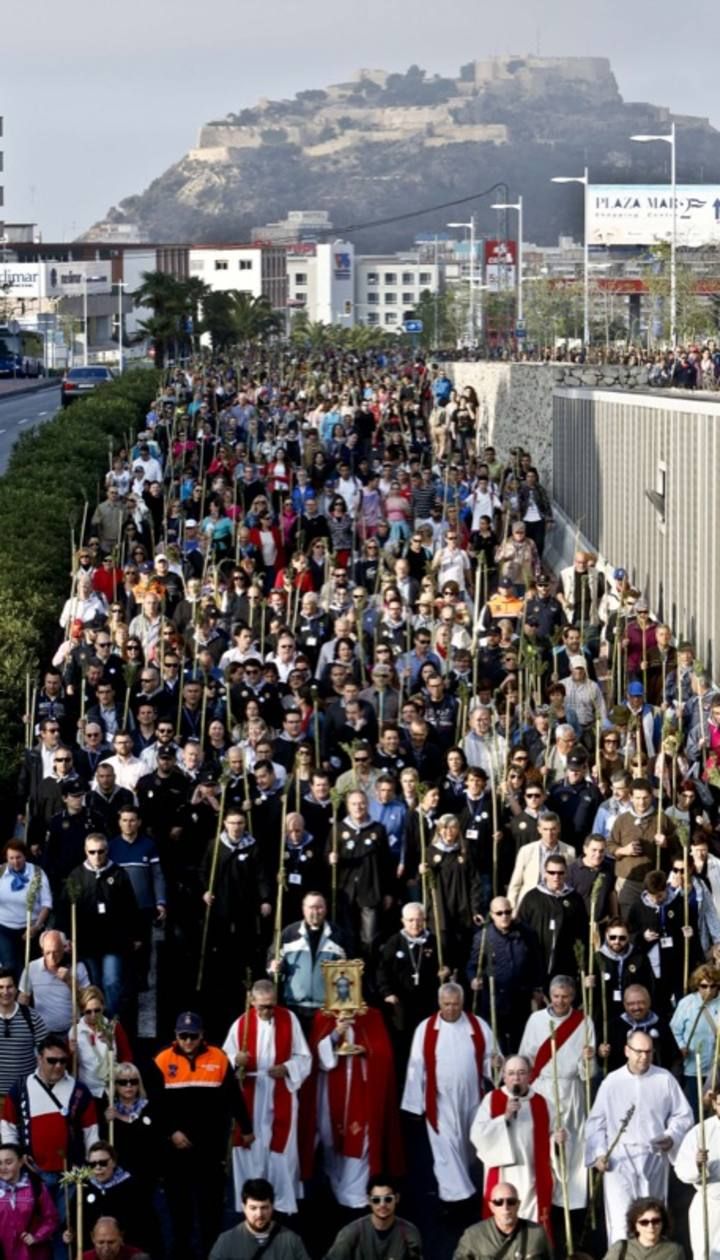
[549,1018,574,1255]
[196,782,228,991]
[696,1051,711,1260]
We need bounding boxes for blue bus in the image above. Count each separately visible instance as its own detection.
[0,326,45,378]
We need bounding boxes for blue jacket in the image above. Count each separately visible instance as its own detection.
[109,833,166,912]
[275,920,346,1010]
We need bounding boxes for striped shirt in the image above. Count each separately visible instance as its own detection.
[0,1005,49,1093]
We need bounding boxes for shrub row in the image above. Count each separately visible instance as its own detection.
[0,369,159,823]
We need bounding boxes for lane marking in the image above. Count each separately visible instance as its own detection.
[0,428,6,434]
[38,411,48,416]
[18,418,30,425]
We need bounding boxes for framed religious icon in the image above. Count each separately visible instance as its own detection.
[321,959,367,1017]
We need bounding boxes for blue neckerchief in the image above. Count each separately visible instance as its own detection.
[9,869,30,893]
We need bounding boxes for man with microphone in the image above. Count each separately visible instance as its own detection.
[470,1056,557,1232]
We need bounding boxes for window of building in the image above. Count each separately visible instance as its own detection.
[214,260,229,271]
[419,272,432,285]
[366,312,379,325]
[402,272,415,285]
[239,260,252,271]
[402,292,414,304]
[366,292,379,304]
[384,311,398,325]
[366,272,379,285]
[295,273,307,286]
[384,292,397,305]
[189,259,205,272]
[384,272,397,284]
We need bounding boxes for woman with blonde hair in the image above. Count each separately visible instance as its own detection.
[670,963,720,1118]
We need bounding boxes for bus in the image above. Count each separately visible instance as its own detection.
[0,326,45,378]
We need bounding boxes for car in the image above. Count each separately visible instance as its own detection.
[61,365,114,407]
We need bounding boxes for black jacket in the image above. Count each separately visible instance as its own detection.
[61,861,140,955]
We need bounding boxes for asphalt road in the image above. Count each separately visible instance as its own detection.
[0,385,61,473]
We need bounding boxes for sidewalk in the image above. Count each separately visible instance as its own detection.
[0,377,59,400]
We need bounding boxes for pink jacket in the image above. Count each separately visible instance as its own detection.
[0,1176,59,1260]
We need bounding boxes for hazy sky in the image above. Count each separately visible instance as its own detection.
[3,0,718,240]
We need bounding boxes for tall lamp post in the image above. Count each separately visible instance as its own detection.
[490,197,523,328]
[117,279,126,374]
[447,216,476,342]
[551,168,590,346]
[630,123,677,347]
[82,273,104,366]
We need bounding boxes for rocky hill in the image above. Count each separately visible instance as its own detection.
[85,56,720,249]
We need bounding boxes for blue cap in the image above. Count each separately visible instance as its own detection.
[613,568,626,581]
[175,1011,203,1034]
[627,682,644,697]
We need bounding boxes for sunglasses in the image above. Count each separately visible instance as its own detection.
[44,1057,67,1066]
[672,867,685,874]
[637,1219,662,1228]
[89,1158,111,1168]
[370,1195,396,1205]
[493,909,512,916]
[177,1032,200,1041]
[118,1078,140,1085]
[87,849,108,857]
[83,1007,103,1015]
[491,1198,518,1207]
[608,935,628,943]
[699,982,719,989]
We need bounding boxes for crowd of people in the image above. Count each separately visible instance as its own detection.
[6,348,720,1260]
[449,340,720,388]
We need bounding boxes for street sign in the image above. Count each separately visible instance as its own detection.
[403,319,423,333]
[515,317,526,330]
[515,327,527,339]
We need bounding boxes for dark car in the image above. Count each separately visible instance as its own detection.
[61,365,114,407]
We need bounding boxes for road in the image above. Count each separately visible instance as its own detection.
[0,385,61,473]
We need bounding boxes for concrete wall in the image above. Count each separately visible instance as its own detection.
[552,387,720,674]
[449,360,705,490]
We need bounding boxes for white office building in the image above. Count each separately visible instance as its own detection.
[354,255,440,328]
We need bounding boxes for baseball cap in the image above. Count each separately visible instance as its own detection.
[628,681,645,697]
[635,598,649,612]
[63,778,86,797]
[157,747,176,761]
[613,568,626,581]
[198,766,220,785]
[185,519,198,528]
[569,655,587,670]
[567,751,588,768]
[536,575,550,586]
[498,577,513,590]
[175,1011,203,1035]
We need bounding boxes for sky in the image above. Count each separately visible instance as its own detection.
[3,0,718,241]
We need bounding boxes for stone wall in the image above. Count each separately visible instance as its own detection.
[448,361,658,490]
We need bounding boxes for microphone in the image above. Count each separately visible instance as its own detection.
[508,1083,522,1121]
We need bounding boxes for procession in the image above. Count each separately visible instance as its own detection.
[7,347,720,1260]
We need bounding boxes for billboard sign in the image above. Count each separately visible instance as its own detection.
[588,184,720,247]
[484,239,516,292]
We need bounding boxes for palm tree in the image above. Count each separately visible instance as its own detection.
[131,271,209,366]
[227,292,282,344]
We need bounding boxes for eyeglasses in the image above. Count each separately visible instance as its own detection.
[89,1158,111,1168]
[493,910,512,916]
[370,1195,396,1205]
[699,982,719,989]
[672,867,685,874]
[83,1006,103,1014]
[354,757,369,764]
[54,757,72,764]
[44,1057,67,1066]
[525,792,542,799]
[608,935,628,943]
[491,1198,519,1207]
[87,849,108,857]
[637,1219,662,1228]
[177,1032,201,1041]
[118,1077,140,1085]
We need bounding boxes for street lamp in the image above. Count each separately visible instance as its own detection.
[630,123,677,347]
[490,197,523,326]
[82,273,104,366]
[551,168,590,346]
[116,280,127,374]
[447,216,476,341]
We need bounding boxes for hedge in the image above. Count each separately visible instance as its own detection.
[0,368,160,825]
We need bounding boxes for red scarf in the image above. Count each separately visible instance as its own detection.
[529,1008,584,1082]
[484,1089,554,1241]
[233,1007,293,1153]
[423,1013,486,1133]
